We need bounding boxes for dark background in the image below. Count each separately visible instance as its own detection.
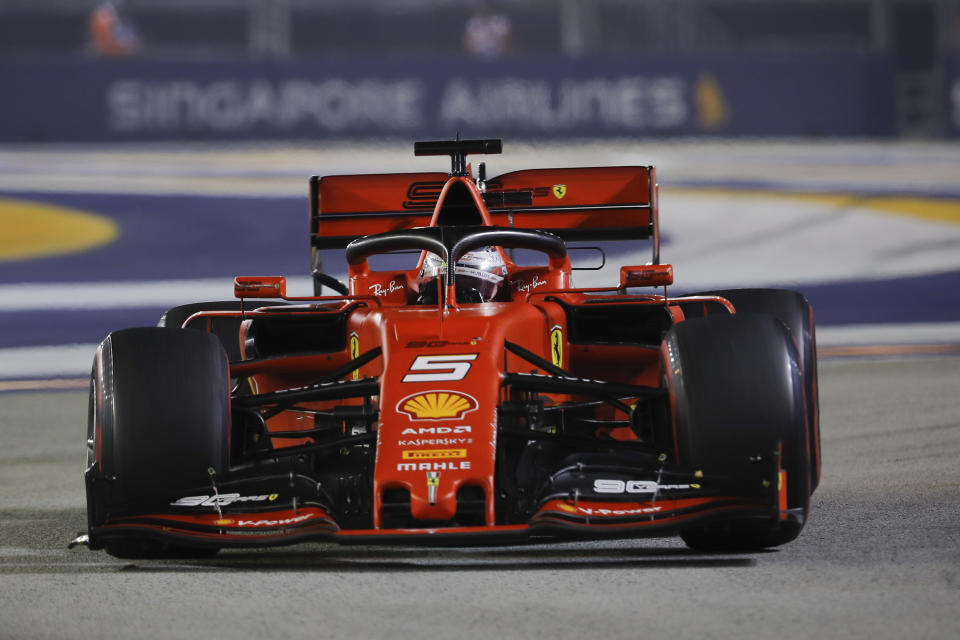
[1,0,958,140]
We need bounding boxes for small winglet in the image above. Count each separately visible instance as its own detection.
[414,139,502,176]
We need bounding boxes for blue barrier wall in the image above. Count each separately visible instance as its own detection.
[1,54,895,142]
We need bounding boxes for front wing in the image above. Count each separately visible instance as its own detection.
[81,462,795,550]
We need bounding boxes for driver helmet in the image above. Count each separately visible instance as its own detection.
[418,246,507,303]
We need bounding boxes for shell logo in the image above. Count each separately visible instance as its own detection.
[397,391,477,420]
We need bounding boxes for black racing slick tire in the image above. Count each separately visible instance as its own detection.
[662,313,811,551]
[687,288,820,491]
[85,328,230,559]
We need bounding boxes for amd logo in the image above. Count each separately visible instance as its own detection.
[401,426,471,435]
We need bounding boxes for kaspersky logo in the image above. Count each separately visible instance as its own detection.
[397,390,477,420]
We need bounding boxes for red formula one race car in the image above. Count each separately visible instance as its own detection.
[77,139,820,558]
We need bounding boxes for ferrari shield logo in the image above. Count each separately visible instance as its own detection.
[349,333,360,380]
[552,184,567,199]
[550,325,563,367]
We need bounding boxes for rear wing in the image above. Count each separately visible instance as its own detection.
[310,165,660,263]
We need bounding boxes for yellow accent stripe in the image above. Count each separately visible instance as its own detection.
[0,198,119,261]
[401,449,467,460]
[852,196,960,225]
[667,188,960,226]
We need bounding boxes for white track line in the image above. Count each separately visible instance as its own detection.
[0,277,315,311]
[0,344,98,380]
[2,141,960,196]
[816,322,960,346]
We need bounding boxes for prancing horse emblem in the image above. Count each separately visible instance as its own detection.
[552,184,567,199]
[550,324,563,367]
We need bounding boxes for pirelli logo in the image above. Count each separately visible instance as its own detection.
[401,449,467,460]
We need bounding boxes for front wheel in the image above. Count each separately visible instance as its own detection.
[687,288,820,491]
[85,327,230,558]
[663,313,811,551]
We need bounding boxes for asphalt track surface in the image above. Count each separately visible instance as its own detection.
[1,141,959,638]
[0,355,958,640]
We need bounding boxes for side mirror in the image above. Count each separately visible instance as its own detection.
[234,276,287,298]
[619,264,673,288]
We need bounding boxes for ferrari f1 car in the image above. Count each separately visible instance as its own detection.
[78,139,820,558]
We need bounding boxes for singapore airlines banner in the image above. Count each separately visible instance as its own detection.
[1,54,895,142]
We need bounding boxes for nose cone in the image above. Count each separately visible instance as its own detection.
[370,300,551,529]
[378,384,495,527]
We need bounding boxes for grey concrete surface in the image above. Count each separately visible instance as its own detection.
[0,355,958,640]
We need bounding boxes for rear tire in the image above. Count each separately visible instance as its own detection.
[85,327,230,558]
[662,313,811,551]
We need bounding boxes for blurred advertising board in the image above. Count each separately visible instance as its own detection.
[1,54,894,142]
